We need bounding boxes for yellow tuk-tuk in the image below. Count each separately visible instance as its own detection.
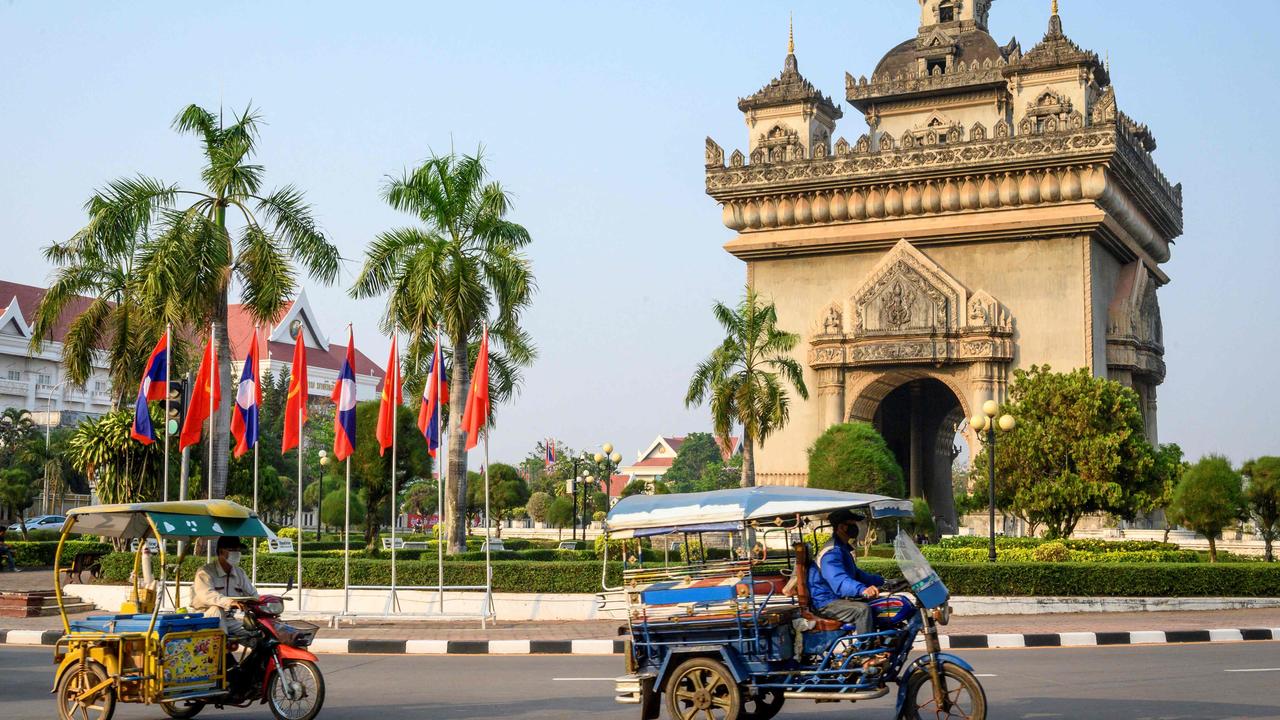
[51,500,276,720]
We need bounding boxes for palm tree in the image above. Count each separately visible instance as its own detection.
[351,150,535,554]
[32,189,172,408]
[60,104,339,499]
[686,288,808,487]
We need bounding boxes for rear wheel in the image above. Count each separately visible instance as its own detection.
[664,657,741,720]
[903,663,987,720]
[55,661,115,720]
[267,659,325,720]
[740,687,784,720]
[160,700,205,718]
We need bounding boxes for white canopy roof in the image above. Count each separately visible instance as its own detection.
[603,486,912,538]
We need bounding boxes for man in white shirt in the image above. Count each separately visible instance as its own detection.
[190,536,258,639]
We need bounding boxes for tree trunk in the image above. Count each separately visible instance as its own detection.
[210,217,233,500]
[445,337,470,554]
[1264,537,1273,563]
[1207,534,1217,563]
[740,434,756,487]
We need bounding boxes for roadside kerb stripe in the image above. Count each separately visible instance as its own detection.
[2,628,1273,654]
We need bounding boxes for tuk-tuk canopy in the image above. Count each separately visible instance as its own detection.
[66,500,277,540]
[603,486,912,538]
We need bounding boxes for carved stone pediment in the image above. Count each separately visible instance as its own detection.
[851,239,966,336]
[1106,261,1165,383]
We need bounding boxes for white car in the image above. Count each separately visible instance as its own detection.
[7,514,66,534]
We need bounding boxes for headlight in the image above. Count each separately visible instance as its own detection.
[931,602,952,626]
[260,599,285,616]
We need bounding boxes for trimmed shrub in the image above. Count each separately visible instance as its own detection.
[1032,541,1070,562]
[936,536,1179,553]
[7,540,113,567]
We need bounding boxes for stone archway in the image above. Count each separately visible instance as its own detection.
[848,370,972,534]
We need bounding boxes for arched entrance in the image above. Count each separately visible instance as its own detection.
[849,373,969,534]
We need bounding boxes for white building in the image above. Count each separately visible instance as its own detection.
[619,435,742,490]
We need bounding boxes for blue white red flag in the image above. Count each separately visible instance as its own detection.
[130,333,169,444]
[331,329,358,461]
[230,330,261,458]
[417,336,448,457]
[544,439,556,468]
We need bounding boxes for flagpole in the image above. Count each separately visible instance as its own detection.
[251,324,260,586]
[435,325,444,613]
[483,427,492,626]
[163,323,171,503]
[343,325,352,618]
[390,327,399,612]
[207,323,215,561]
[296,396,304,613]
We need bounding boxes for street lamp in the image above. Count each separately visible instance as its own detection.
[971,399,1015,563]
[587,443,624,531]
[41,380,70,514]
[317,449,329,540]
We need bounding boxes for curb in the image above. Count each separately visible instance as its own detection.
[1,628,1276,654]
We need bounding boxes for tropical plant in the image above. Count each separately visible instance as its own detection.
[402,480,438,519]
[1168,455,1246,563]
[350,149,536,554]
[0,468,39,538]
[1242,456,1280,562]
[67,409,163,505]
[464,463,530,537]
[686,288,808,487]
[64,104,339,500]
[0,409,40,472]
[525,491,552,525]
[980,366,1171,539]
[807,422,905,498]
[619,478,649,498]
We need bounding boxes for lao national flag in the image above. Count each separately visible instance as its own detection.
[331,330,358,461]
[417,337,448,457]
[377,336,402,456]
[544,439,556,468]
[230,331,261,458]
[129,334,169,444]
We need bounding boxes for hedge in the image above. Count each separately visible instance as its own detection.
[936,536,1179,553]
[6,540,114,567]
[922,546,1203,564]
[92,552,1280,597]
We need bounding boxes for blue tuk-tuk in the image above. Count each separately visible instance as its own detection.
[603,486,985,720]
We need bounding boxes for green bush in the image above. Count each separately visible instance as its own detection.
[936,536,1179,553]
[922,546,1201,564]
[1032,541,1070,562]
[7,540,113,567]
[807,422,905,498]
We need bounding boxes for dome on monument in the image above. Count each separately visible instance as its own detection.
[873,29,1010,79]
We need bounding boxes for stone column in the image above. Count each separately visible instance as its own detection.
[816,367,846,429]
[909,382,924,498]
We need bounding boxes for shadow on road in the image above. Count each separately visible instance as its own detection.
[1001,696,1280,719]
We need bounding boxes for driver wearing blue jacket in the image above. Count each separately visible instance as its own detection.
[808,509,884,635]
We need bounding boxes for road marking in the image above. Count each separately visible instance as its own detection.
[974,673,998,677]
[553,677,616,681]
[1224,668,1280,673]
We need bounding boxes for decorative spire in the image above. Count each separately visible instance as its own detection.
[1052,0,1059,15]
[788,13,795,55]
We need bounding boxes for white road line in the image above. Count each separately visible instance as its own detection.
[553,677,617,681]
[974,673,998,677]
[1224,668,1280,673]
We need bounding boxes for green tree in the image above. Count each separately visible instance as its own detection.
[525,491,552,525]
[686,288,808,487]
[350,402,432,548]
[663,433,724,493]
[321,487,366,530]
[465,463,530,537]
[1168,455,1246,563]
[982,366,1170,539]
[351,150,536,554]
[547,495,575,537]
[67,409,163,506]
[1243,456,1280,562]
[0,469,39,538]
[807,422,905,498]
[67,104,340,501]
[402,479,438,519]
[620,479,649,498]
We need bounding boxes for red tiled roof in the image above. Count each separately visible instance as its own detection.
[605,474,631,497]
[631,457,675,469]
[658,434,741,461]
[0,280,101,346]
[226,303,383,377]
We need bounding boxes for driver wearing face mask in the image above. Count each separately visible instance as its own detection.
[191,536,259,634]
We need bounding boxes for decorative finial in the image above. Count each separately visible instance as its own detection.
[1052,0,1059,14]
[788,13,795,54]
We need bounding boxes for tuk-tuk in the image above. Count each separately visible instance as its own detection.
[604,486,986,720]
[49,500,317,720]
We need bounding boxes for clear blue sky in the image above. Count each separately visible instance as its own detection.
[2,1,1276,467]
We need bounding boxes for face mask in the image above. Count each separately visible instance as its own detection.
[225,551,242,567]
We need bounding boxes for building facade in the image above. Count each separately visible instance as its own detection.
[705,1,1181,532]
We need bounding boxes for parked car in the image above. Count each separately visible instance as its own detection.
[8,515,66,534]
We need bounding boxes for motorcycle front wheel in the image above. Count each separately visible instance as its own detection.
[267,659,326,720]
[902,663,986,720]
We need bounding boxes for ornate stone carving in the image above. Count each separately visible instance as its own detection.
[705,137,724,168]
[835,137,851,157]
[818,303,843,336]
[851,240,964,335]
[729,149,744,168]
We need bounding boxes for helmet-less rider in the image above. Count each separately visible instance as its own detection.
[190,536,259,644]
[806,509,885,636]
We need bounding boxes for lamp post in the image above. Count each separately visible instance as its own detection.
[589,443,624,530]
[317,449,329,540]
[971,400,1015,563]
[41,379,70,514]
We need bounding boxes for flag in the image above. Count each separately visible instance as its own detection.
[417,336,448,457]
[180,335,221,450]
[331,329,358,461]
[544,439,556,468]
[129,334,169,444]
[460,325,489,451]
[230,331,262,458]
[282,331,308,453]
[377,335,402,456]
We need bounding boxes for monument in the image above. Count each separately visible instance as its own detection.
[704,1,1181,532]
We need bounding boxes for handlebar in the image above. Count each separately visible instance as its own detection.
[880,578,910,593]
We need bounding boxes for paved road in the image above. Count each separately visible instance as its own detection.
[4,642,1278,719]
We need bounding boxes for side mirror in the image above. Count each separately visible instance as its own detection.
[284,574,295,594]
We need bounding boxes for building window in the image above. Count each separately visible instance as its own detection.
[926,58,946,76]
[94,381,106,392]
[38,373,52,386]
[937,134,948,145]
[938,3,954,22]
[6,370,19,382]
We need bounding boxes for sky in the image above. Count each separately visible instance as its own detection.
[2,1,1277,468]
